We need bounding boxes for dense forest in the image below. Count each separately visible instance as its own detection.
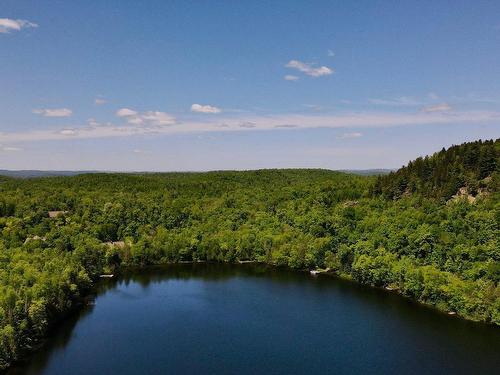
[372,139,499,199]
[0,139,499,370]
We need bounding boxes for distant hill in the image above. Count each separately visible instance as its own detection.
[372,139,499,200]
[0,170,99,178]
[0,168,393,179]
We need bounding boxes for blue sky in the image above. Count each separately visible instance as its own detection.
[1,0,499,171]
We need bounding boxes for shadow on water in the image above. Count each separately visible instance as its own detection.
[5,305,93,375]
[5,263,500,375]
[4,279,117,375]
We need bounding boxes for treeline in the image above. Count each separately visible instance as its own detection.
[372,139,499,200]
[0,141,499,369]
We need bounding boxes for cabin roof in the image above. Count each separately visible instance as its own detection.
[48,210,69,218]
[105,241,126,248]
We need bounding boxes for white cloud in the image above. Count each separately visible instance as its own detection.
[141,111,176,125]
[116,108,176,126]
[126,117,144,125]
[339,132,362,139]
[33,108,73,117]
[368,97,421,106]
[59,129,77,136]
[421,103,452,113]
[284,75,299,81]
[428,92,439,100]
[116,108,138,117]
[0,18,37,34]
[285,60,334,77]
[87,118,100,127]
[191,104,222,114]
[95,98,106,105]
[327,50,335,57]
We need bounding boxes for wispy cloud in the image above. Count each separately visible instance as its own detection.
[368,97,421,106]
[238,121,256,128]
[1,146,22,152]
[0,18,37,34]
[303,104,322,111]
[33,108,73,117]
[339,132,362,139]
[284,75,299,81]
[327,49,335,57]
[191,104,222,114]
[285,60,334,77]
[421,103,452,113]
[369,92,500,110]
[95,98,106,105]
[451,93,500,105]
[3,109,498,143]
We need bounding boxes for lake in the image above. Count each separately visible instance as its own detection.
[6,264,500,375]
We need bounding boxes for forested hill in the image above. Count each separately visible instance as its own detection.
[372,139,499,200]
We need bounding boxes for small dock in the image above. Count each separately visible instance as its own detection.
[310,268,330,276]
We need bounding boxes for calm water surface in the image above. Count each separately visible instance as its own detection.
[6,264,500,375]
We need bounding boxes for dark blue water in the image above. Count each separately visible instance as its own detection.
[7,264,500,375]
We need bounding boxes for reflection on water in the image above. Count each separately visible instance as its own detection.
[6,263,500,375]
